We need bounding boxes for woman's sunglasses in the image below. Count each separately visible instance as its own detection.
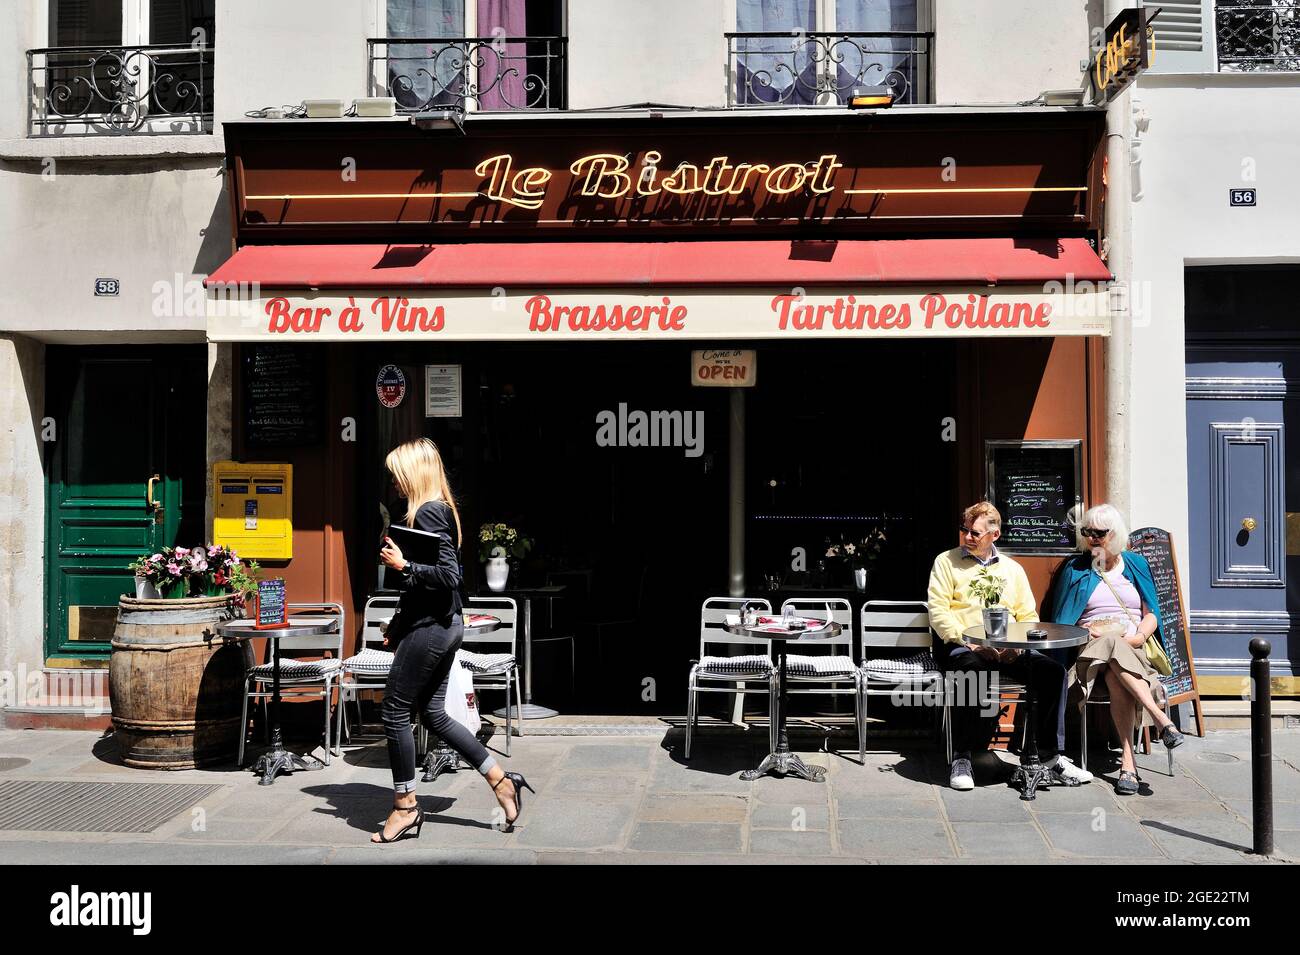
[1081,527,1110,540]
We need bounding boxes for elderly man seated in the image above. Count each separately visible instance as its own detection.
[927,502,1092,791]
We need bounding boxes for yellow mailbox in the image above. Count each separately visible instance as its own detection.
[212,461,293,559]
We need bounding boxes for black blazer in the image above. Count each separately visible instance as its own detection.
[391,500,463,634]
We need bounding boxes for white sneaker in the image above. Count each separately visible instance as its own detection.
[949,756,974,791]
[1045,754,1093,785]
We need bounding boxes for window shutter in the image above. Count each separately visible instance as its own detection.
[1142,0,1216,72]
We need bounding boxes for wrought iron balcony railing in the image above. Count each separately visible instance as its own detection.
[27,44,214,135]
[727,31,933,107]
[1217,1,1300,69]
[368,36,566,112]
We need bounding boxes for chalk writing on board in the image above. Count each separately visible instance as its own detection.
[256,578,287,628]
[1128,527,1195,698]
[243,345,323,447]
[987,442,1080,553]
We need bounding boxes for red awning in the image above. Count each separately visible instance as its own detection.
[205,238,1111,289]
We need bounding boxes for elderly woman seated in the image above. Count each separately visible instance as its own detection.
[1046,504,1184,794]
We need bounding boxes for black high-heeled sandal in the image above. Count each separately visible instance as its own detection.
[491,772,534,831]
[371,803,422,843]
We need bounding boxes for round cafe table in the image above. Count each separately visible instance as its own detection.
[215,615,340,786]
[726,615,843,782]
[962,620,1089,801]
[422,612,502,783]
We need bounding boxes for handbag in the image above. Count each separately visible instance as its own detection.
[1097,567,1172,677]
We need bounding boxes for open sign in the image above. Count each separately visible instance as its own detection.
[692,349,756,387]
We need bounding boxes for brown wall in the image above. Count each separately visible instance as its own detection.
[234,345,362,662]
[959,335,1106,605]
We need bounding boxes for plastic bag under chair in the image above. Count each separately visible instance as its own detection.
[443,649,481,738]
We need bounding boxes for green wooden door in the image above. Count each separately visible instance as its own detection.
[44,347,207,664]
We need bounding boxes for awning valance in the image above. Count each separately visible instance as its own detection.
[204,238,1112,341]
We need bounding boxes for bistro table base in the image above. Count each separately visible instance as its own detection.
[422,744,460,783]
[494,702,558,721]
[1010,759,1081,801]
[741,750,826,782]
[253,746,323,786]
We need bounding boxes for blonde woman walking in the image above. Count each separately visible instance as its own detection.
[373,438,531,842]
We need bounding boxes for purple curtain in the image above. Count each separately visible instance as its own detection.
[477,0,527,109]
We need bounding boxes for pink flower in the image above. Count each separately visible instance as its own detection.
[166,562,180,575]
[174,547,190,558]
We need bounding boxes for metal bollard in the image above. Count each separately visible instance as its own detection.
[1249,637,1273,857]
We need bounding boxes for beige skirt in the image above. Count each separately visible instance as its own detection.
[1072,633,1167,730]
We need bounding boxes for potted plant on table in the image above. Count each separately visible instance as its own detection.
[478,523,533,592]
[969,566,1009,640]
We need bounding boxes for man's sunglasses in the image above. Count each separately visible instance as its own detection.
[1080,527,1110,540]
[958,525,988,540]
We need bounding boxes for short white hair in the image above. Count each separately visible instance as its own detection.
[1077,503,1129,556]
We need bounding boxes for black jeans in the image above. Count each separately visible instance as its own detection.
[382,617,495,791]
[937,643,1068,760]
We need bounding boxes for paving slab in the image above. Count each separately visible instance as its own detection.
[749,827,835,856]
[637,793,748,824]
[1139,817,1256,863]
[751,800,829,830]
[837,817,955,859]
[834,792,942,820]
[951,822,1051,859]
[628,822,744,854]
[1036,812,1162,858]
[512,796,637,850]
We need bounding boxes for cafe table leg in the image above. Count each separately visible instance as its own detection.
[495,597,558,721]
[251,636,323,785]
[741,644,826,783]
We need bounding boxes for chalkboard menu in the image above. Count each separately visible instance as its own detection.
[242,345,323,447]
[1127,527,1197,700]
[986,440,1082,554]
[255,577,287,629]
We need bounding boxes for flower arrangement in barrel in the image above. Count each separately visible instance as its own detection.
[129,544,261,602]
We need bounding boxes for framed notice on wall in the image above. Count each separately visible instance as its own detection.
[985,440,1083,555]
[425,364,462,417]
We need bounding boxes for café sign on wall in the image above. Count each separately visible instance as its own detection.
[225,112,1104,240]
[1091,7,1157,103]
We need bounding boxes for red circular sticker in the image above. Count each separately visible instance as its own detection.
[376,364,406,408]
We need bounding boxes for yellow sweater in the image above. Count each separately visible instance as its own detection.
[926,547,1039,645]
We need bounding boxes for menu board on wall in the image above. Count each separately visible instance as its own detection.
[243,344,324,447]
[985,440,1082,554]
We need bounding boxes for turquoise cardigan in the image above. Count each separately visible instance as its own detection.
[1044,551,1166,651]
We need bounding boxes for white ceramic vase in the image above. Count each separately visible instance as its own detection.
[134,578,160,599]
[485,556,510,593]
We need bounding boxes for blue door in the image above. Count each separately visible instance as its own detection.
[1185,351,1293,686]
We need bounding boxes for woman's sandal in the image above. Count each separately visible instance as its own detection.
[491,772,534,832]
[371,803,423,843]
[1114,770,1141,796]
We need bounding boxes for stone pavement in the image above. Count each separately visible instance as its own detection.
[0,725,1297,864]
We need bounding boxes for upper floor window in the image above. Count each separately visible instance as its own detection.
[730,0,931,106]
[374,0,566,111]
[1216,0,1300,70]
[1144,0,1299,72]
[31,0,215,135]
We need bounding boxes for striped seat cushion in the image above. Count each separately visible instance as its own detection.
[860,652,937,682]
[786,654,858,678]
[696,655,772,678]
[341,648,394,677]
[458,651,516,674]
[251,658,342,680]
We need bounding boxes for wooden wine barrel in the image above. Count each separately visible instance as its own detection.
[110,595,253,770]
